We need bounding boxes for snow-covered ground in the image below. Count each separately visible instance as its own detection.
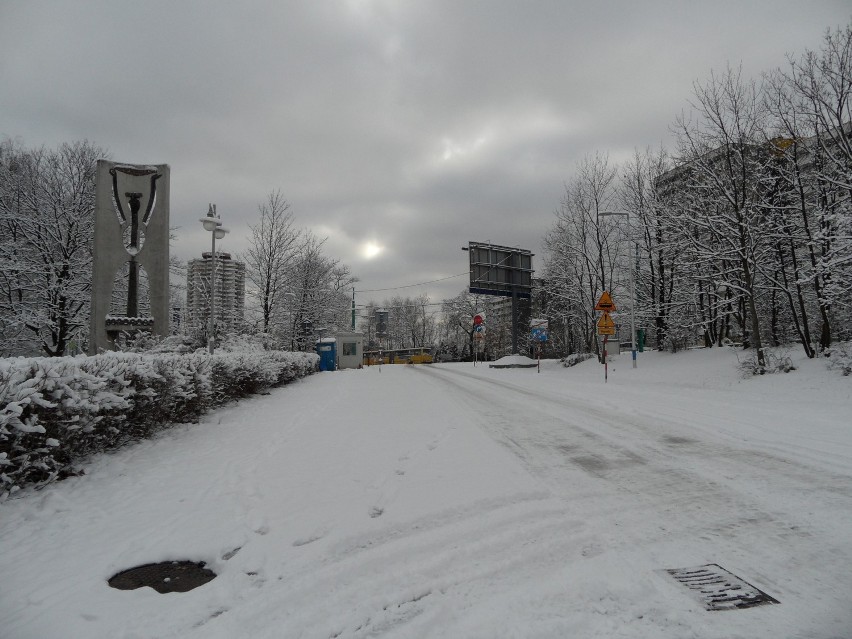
[1,348,851,639]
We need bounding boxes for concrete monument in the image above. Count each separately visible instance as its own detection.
[89,161,170,353]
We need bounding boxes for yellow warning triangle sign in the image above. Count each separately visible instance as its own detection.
[597,313,615,329]
[595,291,616,312]
[596,312,616,335]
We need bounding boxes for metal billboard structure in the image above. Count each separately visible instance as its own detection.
[375,309,389,338]
[466,242,533,298]
[464,242,534,355]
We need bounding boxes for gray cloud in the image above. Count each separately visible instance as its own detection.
[2,0,849,307]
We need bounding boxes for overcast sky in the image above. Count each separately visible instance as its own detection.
[1,1,850,309]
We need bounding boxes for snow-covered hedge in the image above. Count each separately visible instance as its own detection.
[737,348,796,377]
[561,353,594,367]
[825,343,852,376]
[0,350,318,498]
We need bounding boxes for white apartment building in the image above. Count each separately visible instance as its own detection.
[186,252,246,335]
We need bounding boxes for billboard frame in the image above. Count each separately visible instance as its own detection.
[463,241,534,355]
[464,241,533,299]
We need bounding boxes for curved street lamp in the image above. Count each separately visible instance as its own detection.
[199,204,229,354]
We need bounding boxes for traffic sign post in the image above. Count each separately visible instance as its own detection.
[530,318,548,338]
[596,313,615,335]
[472,315,485,366]
[595,291,616,313]
[595,292,617,382]
[529,318,548,373]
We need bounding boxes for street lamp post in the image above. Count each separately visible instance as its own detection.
[200,204,229,354]
[599,211,637,369]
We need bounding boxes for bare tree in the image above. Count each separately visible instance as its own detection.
[0,139,107,356]
[242,190,303,335]
[390,294,435,349]
[620,148,683,350]
[542,153,622,355]
[769,25,852,348]
[673,65,772,369]
[761,77,822,356]
[287,230,357,349]
[539,24,852,359]
[439,289,479,359]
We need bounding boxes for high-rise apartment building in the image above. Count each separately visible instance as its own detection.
[186,252,246,335]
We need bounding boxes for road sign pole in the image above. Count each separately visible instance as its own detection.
[604,335,608,383]
[630,242,637,368]
[598,212,639,369]
[473,315,485,365]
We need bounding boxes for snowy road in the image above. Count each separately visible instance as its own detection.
[1,350,851,638]
[415,363,852,635]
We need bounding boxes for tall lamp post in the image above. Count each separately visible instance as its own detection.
[599,211,637,369]
[200,204,229,354]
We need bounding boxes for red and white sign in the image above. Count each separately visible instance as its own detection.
[473,314,483,326]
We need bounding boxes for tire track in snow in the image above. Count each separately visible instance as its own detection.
[228,493,592,638]
[416,364,852,513]
[412,364,852,631]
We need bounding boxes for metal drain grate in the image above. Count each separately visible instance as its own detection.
[666,564,779,611]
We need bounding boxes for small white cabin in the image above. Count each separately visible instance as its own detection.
[336,331,364,369]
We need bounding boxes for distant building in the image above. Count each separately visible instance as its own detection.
[186,252,246,335]
[170,303,183,335]
[486,295,531,357]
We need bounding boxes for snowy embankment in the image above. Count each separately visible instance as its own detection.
[0,350,318,497]
[0,347,850,638]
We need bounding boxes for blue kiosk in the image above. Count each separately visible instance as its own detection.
[316,337,337,371]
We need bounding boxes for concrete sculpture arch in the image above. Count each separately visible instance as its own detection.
[89,161,170,353]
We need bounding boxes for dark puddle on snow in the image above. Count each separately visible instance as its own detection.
[108,561,216,593]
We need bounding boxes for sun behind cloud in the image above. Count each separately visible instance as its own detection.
[362,241,383,259]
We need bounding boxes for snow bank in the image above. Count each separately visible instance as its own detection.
[0,350,318,498]
[489,354,538,368]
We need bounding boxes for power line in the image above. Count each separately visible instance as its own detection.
[354,301,446,310]
[355,272,467,293]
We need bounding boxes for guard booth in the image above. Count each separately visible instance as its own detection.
[335,331,364,369]
[316,337,337,371]
[597,335,620,363]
